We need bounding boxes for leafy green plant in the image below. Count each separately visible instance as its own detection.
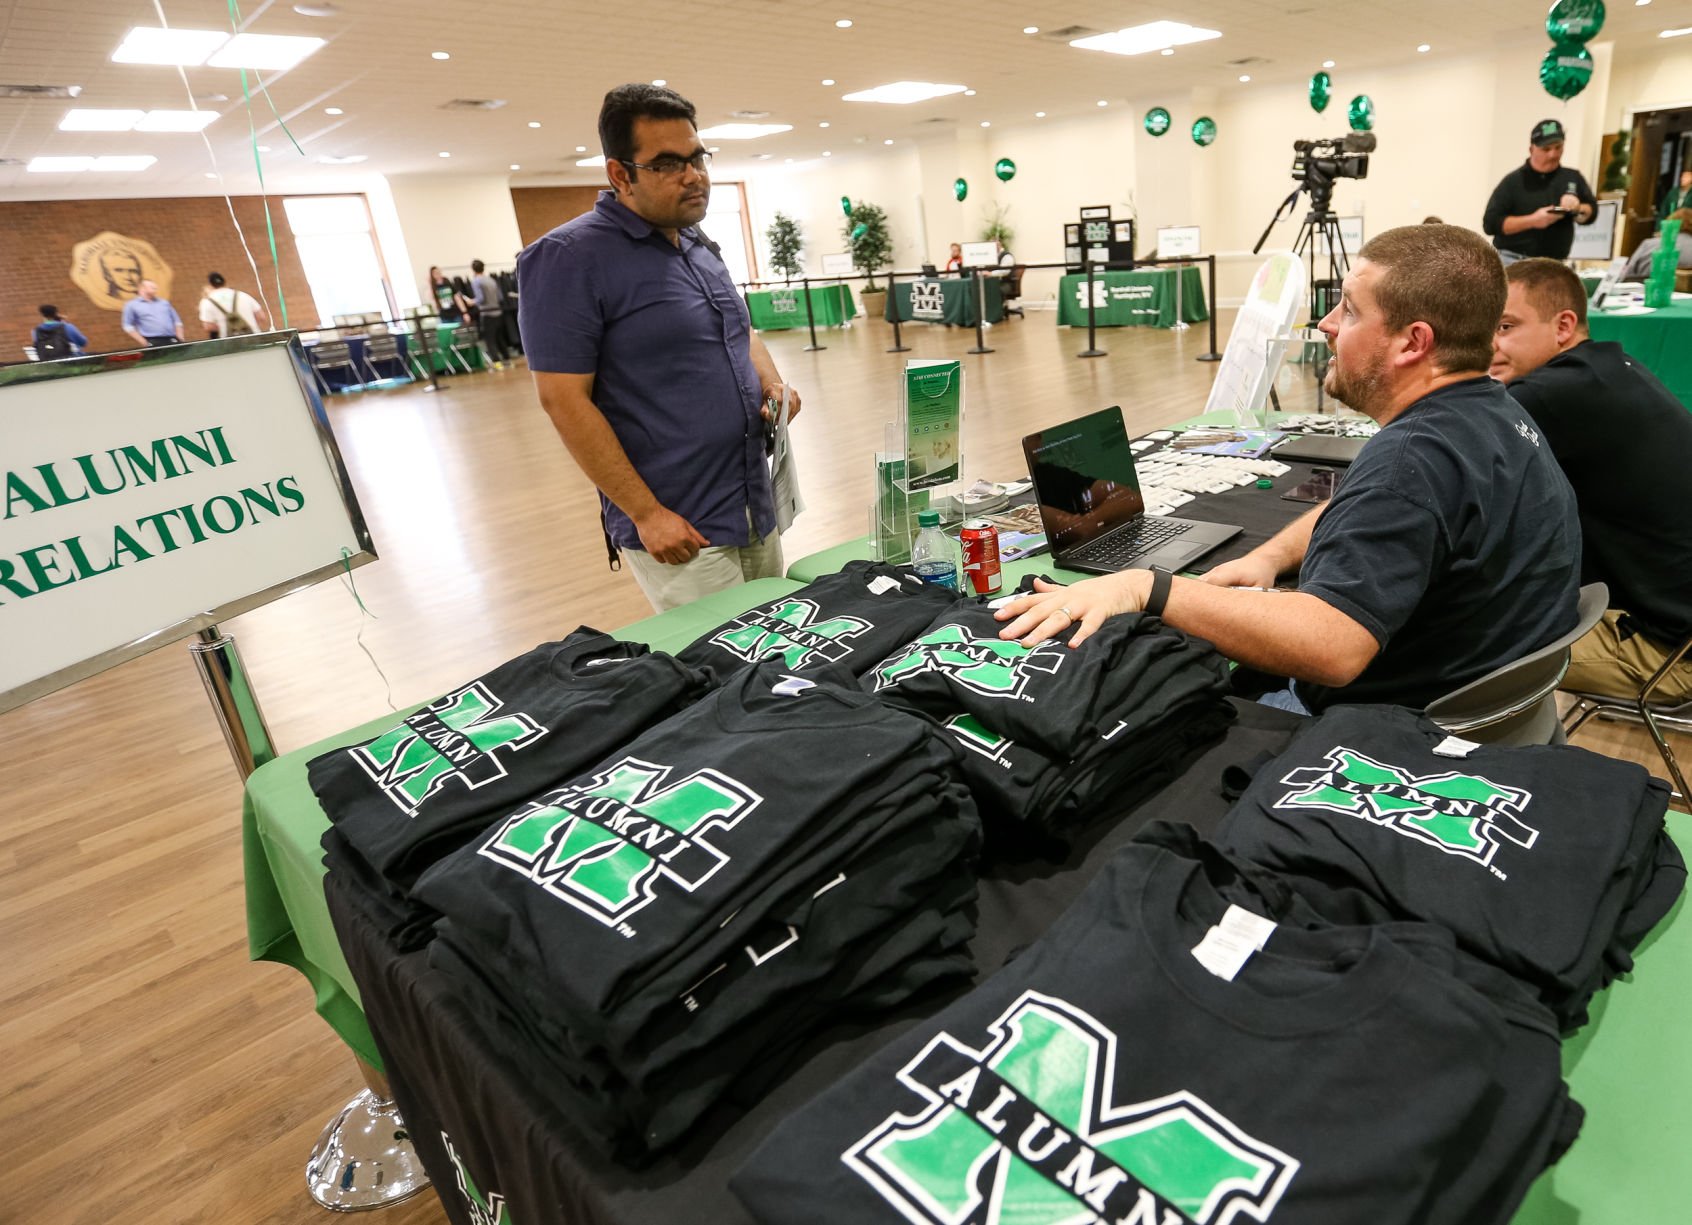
[766,212,804,282]
[978,203,1015,249]
[843,201,893,289]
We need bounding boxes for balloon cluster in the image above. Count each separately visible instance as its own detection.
[1541,0,1603,101]
[1141,106,1217,147]
[1307,67,1374,133]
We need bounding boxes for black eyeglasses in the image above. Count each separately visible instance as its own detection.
[619,151,712,178]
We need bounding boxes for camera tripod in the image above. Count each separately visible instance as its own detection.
[1253,186,1350,411]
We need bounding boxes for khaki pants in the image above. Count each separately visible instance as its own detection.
[622,515,784,614]
[1564,609,1692,704]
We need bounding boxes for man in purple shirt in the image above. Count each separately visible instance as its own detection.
[120,280,184,347]
[519,83,802,612]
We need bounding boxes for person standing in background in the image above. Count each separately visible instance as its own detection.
[198,271,267,338]
[32,305,89,360]
[427,265,469,324]
[1482,119,1596,264]
[471,259,511,368]
[943,242,963,273]
[1657,167,1692,229]
[120,280,184,347]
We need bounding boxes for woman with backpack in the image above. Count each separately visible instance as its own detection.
[32,305,89,361]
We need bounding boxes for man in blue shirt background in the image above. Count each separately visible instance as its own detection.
[518,83,801,612]
[33,305,89,359]
[120,280,184,347]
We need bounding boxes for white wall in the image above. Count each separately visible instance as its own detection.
[742,145,924,284]
[1604,39,1692,118]
[385,173,524,300]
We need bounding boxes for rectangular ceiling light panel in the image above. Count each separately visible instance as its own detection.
[1070,21,1222,56]
[111,27,230,66]
[841,81,968,104]
[695,123,794,139]
[59,108,147,131]
[206,33,326,70]
[89,156,159,171]
[135,110,219,132]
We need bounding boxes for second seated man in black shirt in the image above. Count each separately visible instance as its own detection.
[1492,257,1692,703]
[994,224,1581,716]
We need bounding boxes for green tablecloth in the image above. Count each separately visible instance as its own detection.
[885,276,1003,326]
[1588,300,1692,408]
[1057,266,1209,328]
[746,284,856,330]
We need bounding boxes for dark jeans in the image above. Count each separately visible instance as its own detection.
[477,312,509,362]
[144,336,182,347]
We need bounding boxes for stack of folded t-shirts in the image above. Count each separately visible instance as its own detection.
[732,821,1583,1225]
[864,600,1234,847]
[306,627,710,948]
[675,559,959,681]
[1212,703,1686,1031]
[411,660,983,1160]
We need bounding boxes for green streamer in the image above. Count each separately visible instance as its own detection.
[339,547,376,617]
[227,0,295,327]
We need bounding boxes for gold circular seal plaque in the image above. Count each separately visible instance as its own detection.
[69,232,174,311]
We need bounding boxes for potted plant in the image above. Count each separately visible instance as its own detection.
[843,200,893,306]
[979,203,1015,252]
[766,212,804,283]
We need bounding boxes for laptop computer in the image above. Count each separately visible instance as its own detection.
[1271,434,1368,466]
[1021,406,1242,576]
[920,263,939,277]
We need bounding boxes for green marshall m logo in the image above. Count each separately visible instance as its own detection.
[710,598,873,669]
[875,624,1064,700]
[1276,746,1537,868]
[478,756,761,929]
[846,991,1298,1225]
[442,1133,513,1225]
[945,713,1015,765]
[352,683,546,816]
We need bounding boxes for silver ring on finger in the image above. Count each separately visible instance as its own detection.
[1058,606,1074,622]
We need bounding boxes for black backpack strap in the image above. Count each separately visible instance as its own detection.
[600,504,621,572]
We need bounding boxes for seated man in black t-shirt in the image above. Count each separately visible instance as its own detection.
[995,224,1582,715]
[1492,258,1692,703]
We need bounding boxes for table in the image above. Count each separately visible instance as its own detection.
[303,324,483,392]
[745,283,856,330]
[1057,266,1209,328]
[885,276,1002,326]
[1588,299,1692,408]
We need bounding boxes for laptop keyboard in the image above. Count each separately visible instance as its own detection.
[1069,518,1192,567]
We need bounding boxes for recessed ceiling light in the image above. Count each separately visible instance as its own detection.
[836,19,853,28]
[696,122,793,138]
[883,138,893,145]
[1238,74,1251,82]
[318,154,366,164]
[257,144,272,152]
[91,155,157,171]
[528,121,541,128]
[964,89,977,96]
[1023,26,1038,34]
[819,121,830,128]
[510,163,520,170]
[1035,110,1046,117]
[60,108,147,131]
[575,145,587,152]
[708,146,720,152]
[577,154,607,167]
[652,78,666,86]
[293,2,340,15]
[431,50,450,59]
[135,109,219,132]
[204,171,217,178]
[980,121,990,127]
[1322,59,1336,67]
[1161,48,1175,56]
[1636,0,1651,6]
[822,78,835,85]
[1417,43,1431,52]
[207,32,325,69]
[439,151,451,157]
[785,157,793,163]
[822,150,831,156]
[324,106,343,115]
[1097,99,1109,107]
[1661,25,1692,36]
[111,27,229,66]
[842,81,967,104]
[28,156,94,172]
[1071,20,1222,57]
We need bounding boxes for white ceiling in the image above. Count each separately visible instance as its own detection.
[0,0,1682,199]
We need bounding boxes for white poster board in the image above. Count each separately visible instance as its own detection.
[1570,199,1620,261]
[961,240,999,268]
[1157,226,1202,259]
[0,337,375,710]
[1203,254,1307,425]
[820,252,856,277]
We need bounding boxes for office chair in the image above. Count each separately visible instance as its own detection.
[1002,264,1026,318]
[444,325,486,374]
[1424,583,1608,746]
[1564,631,1692,800]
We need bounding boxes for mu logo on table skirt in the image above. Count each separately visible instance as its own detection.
[442,1133,514,1225]
[845,990,1299,1225]
[912,281,945,319]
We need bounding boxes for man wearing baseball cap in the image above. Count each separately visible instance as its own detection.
[1482,119,1597,263]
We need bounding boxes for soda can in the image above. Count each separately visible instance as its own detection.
[960,519,1002,596]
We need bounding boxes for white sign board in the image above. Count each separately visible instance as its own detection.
[820,252,855,277]
[1569,199,1620,262]
[961,240,999,268]
[1204,254,1308,426]
[1313,216,1366,259]
[0,337,374,709]
[1157,226,1202,259]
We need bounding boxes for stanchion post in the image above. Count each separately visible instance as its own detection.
[1197,255,1222,362]
[414,319,444,391]
[1079,260,1106,358]
[886,269,911,353]
[800,275,825,352]
[967,269,994,355]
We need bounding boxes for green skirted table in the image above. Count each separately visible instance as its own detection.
[1057,266,1209,328]
[746,284,857,330]
[885,276,1003,326]
[1588,299,1692,408]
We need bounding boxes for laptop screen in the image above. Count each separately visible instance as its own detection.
[1023,406,1146,554]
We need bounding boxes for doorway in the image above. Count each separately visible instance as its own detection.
[1621,105,1692,257]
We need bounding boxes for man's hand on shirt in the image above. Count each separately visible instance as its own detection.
[1202,555,1283,589]
[760,381,802,423]
[635,505,711,565]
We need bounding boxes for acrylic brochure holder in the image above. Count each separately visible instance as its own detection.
[871,360,965,565]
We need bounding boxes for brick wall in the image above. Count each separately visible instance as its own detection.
[510,186,601,247]
[3,194,322,356]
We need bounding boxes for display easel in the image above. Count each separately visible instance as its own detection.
[872,362,966,564]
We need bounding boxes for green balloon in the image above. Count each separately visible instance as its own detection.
[851,222,868,241]
[1309,71,1332,114]
[1540,41,1594,101]
[840,195,852,218]
[994,158,1016,182]
[1191,116,1217,147]
[1144,107,1171,137]
[1348,95,1375,132]
[953,177,968,202]
[1546,0,1604,43]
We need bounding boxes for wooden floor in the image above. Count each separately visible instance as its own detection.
[2,309,1679,1225]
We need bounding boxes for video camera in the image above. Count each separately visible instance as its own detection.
[1290,132,1377,212]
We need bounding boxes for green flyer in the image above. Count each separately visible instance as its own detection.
[904,360,962,490]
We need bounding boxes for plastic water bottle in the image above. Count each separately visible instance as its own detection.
[910,510,958,589]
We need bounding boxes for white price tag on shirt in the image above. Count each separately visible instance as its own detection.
[1432,735,1481,759]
